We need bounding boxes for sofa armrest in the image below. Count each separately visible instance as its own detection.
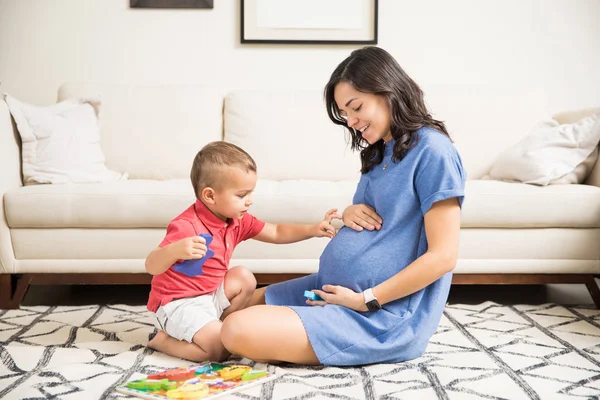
[0,99,22,273]
[585,145,600,187]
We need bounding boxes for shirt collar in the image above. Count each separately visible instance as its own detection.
[384,138,395,156]
[194,199,239,235]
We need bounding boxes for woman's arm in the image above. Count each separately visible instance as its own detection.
[312,198,460,310]
[372,197,460,305]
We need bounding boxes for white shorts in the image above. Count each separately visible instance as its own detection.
[154,282,231,343]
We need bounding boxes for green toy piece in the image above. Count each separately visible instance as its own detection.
[127,378,176,391]
[161,380,178,391]
[210,363,227,371]
[127,379,160,391]
[241,370,268,381]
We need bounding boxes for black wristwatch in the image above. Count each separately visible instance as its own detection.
[363,288,382,312]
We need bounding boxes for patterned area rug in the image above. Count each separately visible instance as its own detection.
[1,302,599,399]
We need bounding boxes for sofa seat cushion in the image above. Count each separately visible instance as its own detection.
[4,179,359,229]
[5,180,196,228]
[250,180,358,224]
[5,179,599,229]
[462,180,600,228]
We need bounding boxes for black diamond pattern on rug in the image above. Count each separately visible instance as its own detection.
[1,302,599,399]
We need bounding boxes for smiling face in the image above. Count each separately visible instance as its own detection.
[202,167,257,221]
[333,81,392,144]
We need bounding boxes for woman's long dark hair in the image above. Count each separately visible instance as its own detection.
[324,47,450,174]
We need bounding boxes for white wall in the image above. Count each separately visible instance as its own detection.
[1,0,599,111]
[2,0,599,178]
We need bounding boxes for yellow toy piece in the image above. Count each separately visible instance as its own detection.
[197,373,223,382]
[218,365,252,380]
[166,382,209,399]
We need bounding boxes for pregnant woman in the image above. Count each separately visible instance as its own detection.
[220,46,466,366]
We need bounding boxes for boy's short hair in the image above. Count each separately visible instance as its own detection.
[190,141,257,198]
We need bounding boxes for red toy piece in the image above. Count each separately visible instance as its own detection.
[148,367,196,381]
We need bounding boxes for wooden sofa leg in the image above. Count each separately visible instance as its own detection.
[0,274,32,310]
[585,276,600,309]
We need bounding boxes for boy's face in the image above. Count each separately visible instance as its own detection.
[209,167,257,221]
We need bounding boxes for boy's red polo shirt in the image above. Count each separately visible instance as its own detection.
[147,200,265,312]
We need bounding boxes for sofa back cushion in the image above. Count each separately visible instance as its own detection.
[552,107,600,124]
[58,84,225,180]
[224,88,550,180]
[423,86,549,179]
[224,91,361,181]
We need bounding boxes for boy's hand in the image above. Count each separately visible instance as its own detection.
[314,208,343,238]
[169,236,207,260]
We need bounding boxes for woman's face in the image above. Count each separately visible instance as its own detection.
[334,82,392,144]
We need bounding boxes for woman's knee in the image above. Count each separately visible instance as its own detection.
[220,311,247,353]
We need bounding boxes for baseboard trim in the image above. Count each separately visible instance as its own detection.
[1,272,599,309]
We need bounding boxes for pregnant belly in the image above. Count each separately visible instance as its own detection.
[317,226,385,291]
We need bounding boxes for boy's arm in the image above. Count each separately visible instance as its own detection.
[253,223,315,244]
[145,245,180,276]
[253,209,341,244]
[145,236,208,275]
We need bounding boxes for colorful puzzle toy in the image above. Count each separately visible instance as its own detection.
[116,362,276,399]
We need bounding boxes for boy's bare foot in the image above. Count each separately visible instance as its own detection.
[147,330,168,349]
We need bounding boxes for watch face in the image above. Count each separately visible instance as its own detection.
[366,300,381,312]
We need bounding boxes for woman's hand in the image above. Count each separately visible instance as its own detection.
[306,285,368,312]
[342,204,383,232]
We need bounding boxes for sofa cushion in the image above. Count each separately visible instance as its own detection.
[4,95,126,185]
[58,84,225,180]
[224,91,362,181]
[422,86,549,179]
[5,179,600,230]
[5,180,194,229]
[11,228,599,274]
[462,180,600,228]
[488,114,600,185]
[250,180,358,224]
[4,179,358,229]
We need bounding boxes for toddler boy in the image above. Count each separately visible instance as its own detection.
[145,141,339,362]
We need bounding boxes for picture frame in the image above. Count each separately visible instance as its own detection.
[241,0,378,45]
[130,0,213,9]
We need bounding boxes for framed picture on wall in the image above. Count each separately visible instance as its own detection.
[130,0,213,9]
[241,0,378,44]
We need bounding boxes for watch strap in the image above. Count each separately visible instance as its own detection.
[363,288,381,311]
[363,288,377,303]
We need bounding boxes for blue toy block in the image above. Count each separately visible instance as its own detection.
[304,290,324,301]
[173,233,214,277]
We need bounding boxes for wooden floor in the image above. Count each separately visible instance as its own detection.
[19,283,593,307]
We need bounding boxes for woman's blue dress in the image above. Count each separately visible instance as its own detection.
[266,128,466,366]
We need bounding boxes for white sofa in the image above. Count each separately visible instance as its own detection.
[1,84,599,309]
